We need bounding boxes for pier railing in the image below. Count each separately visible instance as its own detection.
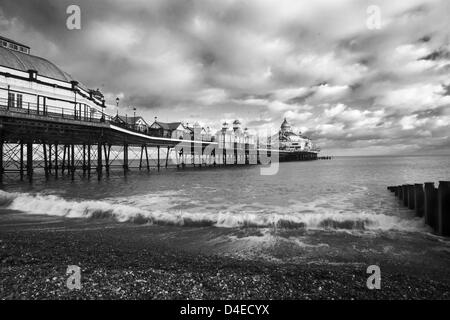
[387,182,450,236]
[0,97,112,123]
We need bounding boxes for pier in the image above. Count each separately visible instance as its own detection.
[0,36,322,183]
[387,182,450,236]
[0,101,319,182]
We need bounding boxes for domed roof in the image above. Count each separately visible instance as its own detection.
[233,119,241,125]
[281,118,292,129]
[0,46,78,83]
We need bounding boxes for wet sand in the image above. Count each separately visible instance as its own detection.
[1,211,450,300]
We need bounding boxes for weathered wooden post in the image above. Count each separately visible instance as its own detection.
[402,184,409,207]
[437,181,450,236]
[407,184,415,210]
[398,185,403,200]
[414,184,424,217]
[424,182,437,230]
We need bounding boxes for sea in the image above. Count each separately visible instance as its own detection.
[1,155,450,263]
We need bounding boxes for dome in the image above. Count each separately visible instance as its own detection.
[233,119,241,125]
[222,122,229,131]
[281,118,290,129]
[0,46,82,85]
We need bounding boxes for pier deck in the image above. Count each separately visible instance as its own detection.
[0,104,319,181]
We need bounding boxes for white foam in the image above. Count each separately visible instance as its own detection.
[0,190,427,232]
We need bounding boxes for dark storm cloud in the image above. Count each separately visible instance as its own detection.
[0,0,449,155]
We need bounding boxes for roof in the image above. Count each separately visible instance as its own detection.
[0,35,30,49]
[115,115,148,125]
[281,118,290,128]
[0,46,77,83]
[152,121,184,131]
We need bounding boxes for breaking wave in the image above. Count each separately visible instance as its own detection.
[0,190,425,232]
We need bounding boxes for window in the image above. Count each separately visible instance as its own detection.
[17,94,23,108]
[8,93,15,108]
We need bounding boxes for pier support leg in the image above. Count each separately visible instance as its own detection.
[71,144,75,180]
[139,145,144,170]
[181,150,185,169]
[437,181,450,236]
[48,144,52,174]
[97,142,102,180]
[87,144,91,177]
[104,144,111,175]
[26,142,33,182]
[123,144,129,174]
[165,147,170,169]
[145,145,150,172]
[0,137,3,182]
[82,144,86,174]
[62,145,66,174]
[43,143,49,179]
[54,144,58,179]
[19,142,24,181]
[157,146,160,172]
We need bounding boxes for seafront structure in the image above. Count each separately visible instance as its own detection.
[277,118,313,152]
[0,36,320,181]
[0,36,106,122]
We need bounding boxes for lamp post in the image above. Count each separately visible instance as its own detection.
[101,97,105,122]
[133,107,137,130]
[115,97,119,117]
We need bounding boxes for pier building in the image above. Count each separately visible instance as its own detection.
[275,118,314,152]
[0,38,106,122]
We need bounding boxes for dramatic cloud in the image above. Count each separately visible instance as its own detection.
[0,0,449,155]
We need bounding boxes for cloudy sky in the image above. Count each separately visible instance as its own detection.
[1,0,449,155]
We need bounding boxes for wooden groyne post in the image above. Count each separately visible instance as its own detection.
[387,181,450,236]
[424,182,437,229]
[402,184,409,207]
[407,184,415,210]
[438,181,450,236]
[414,184,424,217]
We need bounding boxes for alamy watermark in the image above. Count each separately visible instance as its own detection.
[366,5,382,30]
[66,5,81,30]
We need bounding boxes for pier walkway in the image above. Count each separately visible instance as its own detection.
[0,101,319,181]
